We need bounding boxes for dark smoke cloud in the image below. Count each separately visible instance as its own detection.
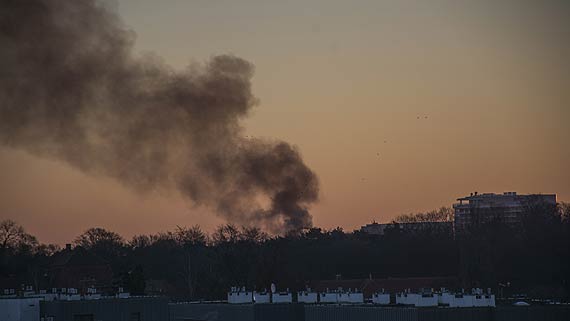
[0,0,319,233]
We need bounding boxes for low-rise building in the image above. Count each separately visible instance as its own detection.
[272,292,293,303]
[310,276,458,299]
[297,291,318,304]
[253,291,270,303]
[396,292,438,307]
[319,291,339,303]
[228,287,253,304]
[438,288,495,307]
[337,291,364,304]
[371,291,390,305]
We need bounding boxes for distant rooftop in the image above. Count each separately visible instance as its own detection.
[456,191,556,202]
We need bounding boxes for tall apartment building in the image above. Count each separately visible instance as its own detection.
[453,192,556,232]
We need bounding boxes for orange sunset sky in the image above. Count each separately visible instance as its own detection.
[1,0,569,245]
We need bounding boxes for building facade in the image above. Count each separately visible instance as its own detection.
[0,297,41,321]
[41,297,169,321]
[453,192,557,233]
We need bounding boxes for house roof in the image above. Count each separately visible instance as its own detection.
[309,276,459,298]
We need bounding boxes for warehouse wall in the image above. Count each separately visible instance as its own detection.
[40,297,169,321]
[169,303,254,321]
[0,298,41,321]
[494,306,570,321]
[40,299,570,321]
[417,307,493,321]
[305,305,417,321]
[169,303,304,321]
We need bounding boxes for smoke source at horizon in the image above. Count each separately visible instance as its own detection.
[0,0,319,233]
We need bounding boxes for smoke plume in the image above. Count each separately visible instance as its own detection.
[0,0,319,233]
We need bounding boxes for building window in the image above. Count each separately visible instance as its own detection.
[130,312,141,321]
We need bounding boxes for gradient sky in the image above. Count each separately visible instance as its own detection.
[1,0,569,245]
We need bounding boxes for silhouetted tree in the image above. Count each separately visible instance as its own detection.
[0,219,38,252]
[393,206,454,223]
[74,227,125,250]
[74,227,126,273]
[212,224,240,244]
[2,203,570,300]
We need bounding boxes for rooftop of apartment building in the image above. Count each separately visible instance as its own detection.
[455,192,556,206]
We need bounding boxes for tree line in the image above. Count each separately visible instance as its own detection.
[1,203,569,300]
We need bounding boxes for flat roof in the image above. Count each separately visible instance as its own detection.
[456,193,556,201]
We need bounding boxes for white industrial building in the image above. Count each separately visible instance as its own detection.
[2,288,16,298]
[315,289,364,304]
[60,288,82,301]
[297,291,318,303]
[85,287,102,300]
[227,287,253,304]
[3,287,99,302]
[438,289,495,308]
[33,290,57,302]
[473,294,495,307]
[438,292,456,306]
[253,291,270,303]
[272,292,293,303]
[319,291,339,303]
[227,286,496,307]
[372,291,390,305]
[337,291,364,304]
[439,292,475,307]
[396,292,438,307]
[0,297,41,321]
[0,289,168,321]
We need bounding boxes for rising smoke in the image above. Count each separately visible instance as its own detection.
[0,0,319,233]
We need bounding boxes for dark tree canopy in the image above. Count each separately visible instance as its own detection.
[0,219,38,252]
[74,227,125,249]
[2,203,570,300]
[393,207,454,223]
